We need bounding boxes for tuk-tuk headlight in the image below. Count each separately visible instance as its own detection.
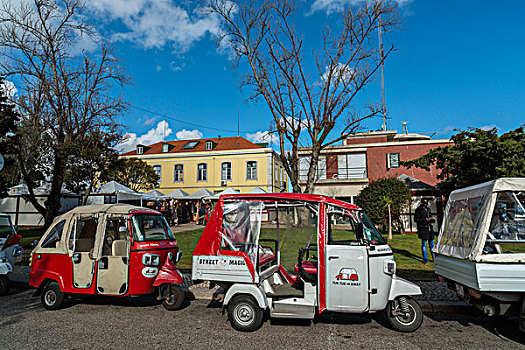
[13,247,22,257]
[142,253,160,266]
[384,260,396,275]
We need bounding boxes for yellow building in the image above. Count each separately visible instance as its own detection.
[122,136,288,194]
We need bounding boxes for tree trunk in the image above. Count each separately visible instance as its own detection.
[387,203,392,241]
[43,149,66,228]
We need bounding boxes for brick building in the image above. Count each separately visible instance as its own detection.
[298,130,452,232]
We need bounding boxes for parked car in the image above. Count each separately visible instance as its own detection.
[29,204,184,310]
[192,193,423,332]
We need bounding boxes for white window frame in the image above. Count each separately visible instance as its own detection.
[221,162,232,181]
[197,163,208,182]
[137,146,143,155]
[174,164,184,182]
[162,144,169,153]
[387,152,400,169]
[246,161,257,180]
[206,141,213,151]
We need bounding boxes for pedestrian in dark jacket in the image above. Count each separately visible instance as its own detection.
[414,197,436,264]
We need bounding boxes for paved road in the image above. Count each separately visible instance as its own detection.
[1,286,524,350]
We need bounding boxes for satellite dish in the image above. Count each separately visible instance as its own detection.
[0,154,4,171]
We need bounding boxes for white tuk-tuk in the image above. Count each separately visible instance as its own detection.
[434,178,525,331]
[193,193,423,332]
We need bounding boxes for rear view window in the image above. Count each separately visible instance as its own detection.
[41,220,66,248]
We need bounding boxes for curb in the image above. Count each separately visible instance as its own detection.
[419,300,472,314]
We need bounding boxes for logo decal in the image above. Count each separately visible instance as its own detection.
[333,268,360,286]
[142,267,158,278]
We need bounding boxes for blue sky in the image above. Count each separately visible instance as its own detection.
[53,1,525,150]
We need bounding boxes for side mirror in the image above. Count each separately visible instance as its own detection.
[356,222,364,241]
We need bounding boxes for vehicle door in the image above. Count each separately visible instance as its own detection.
[68,215,98,289]
[96,215,130,295]
[325,207,369,312]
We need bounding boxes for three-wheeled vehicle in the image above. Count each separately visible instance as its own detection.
[434,178,525,332]
[192,193,423,332]
[29,204,185,310]
[0,213,17,247]
[0,233,23,295]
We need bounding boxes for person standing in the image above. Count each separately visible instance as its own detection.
[414,197,436,264]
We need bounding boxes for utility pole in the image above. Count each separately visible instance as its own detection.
[379,3,387,131]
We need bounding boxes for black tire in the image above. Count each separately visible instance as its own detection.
[162,285,184,310]
[0,275,9,296]
[41,282,65,310]
[385,297,423,332]
[228,295,264,332]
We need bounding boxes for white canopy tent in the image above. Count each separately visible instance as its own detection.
[185,188,214,200]
[246,187,268,194]
[205,187,240,200]
[162,189,190,199]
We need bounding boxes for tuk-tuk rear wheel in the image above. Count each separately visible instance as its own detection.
[385,297,423,332]
[41,282,65,310]
[0,275,9,296]
[161,285,184,310]
[228,295,263,332]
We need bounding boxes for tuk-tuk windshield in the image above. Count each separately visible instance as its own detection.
[0,216,15,238]
[131,214,175,242]
[361,213,387,244]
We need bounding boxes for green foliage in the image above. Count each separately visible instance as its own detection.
[401,126,525,195]
[106,158,160,192]
[355,178,411,232]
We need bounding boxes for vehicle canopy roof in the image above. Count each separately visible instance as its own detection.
[436,177,525,262]
[34,204,161,257]
[193,193,359,257]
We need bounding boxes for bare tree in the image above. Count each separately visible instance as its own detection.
[0,0,129,227]
[208,0,399,193]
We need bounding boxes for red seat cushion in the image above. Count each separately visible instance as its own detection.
[294,260,318,275]
[258,253,275,266]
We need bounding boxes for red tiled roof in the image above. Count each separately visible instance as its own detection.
[121,136,264,156]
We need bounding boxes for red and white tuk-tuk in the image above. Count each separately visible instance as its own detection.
[192,193,423,332]
[29,204,184,310]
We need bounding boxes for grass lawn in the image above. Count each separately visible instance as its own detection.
[16,224,436,280]
[175,227,436,280]
[17,227,45,247]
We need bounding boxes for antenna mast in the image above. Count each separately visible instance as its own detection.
[379,3,387,131]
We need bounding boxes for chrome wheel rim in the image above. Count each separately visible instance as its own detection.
[44,290,56,306]
[234,303,254,325]
[395,303,416,325]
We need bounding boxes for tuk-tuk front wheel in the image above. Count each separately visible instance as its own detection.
[0,275,9,296]
[228,295,264,332]
[161,284,184,310]
[385,297,423,332]
[41,282,65,310]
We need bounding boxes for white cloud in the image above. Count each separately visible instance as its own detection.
[117,120,172,152]
[87,0,220,54]
[246,131,279,145]
[321,62,355,86]
[143,116,157,126]
[480,124,500,131]
[176,129,203,140]
[0,80,17,98]
[309,0,413,15]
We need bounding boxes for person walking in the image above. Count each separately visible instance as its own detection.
[414,197,436,265]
